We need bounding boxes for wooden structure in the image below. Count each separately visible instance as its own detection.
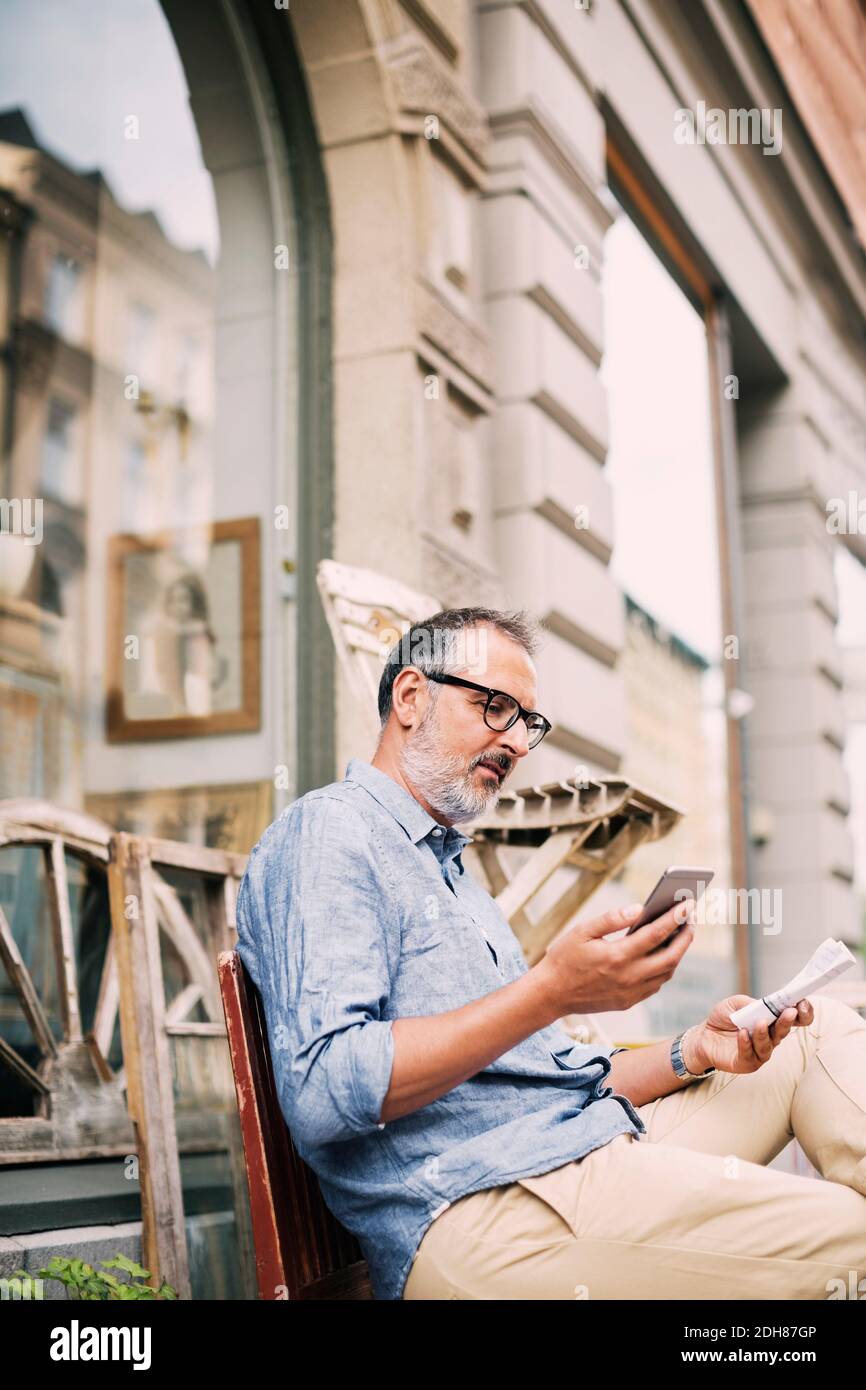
[0,801,128,1162]
[0,799,254,1301]
[218,949,373,1299]
[316,558,440,739]
[465,776,683,965]
[106,831,251,1301]
[463,774,685,1046]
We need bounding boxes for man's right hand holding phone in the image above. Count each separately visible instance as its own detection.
[536,898,696,1020]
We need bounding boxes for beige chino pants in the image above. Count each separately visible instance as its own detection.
[402,995,866,1299]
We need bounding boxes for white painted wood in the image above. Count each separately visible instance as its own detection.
[317,559,441,743]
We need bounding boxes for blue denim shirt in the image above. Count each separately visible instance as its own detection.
[235,757,646,1300]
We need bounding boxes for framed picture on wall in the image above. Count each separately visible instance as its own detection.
[105,517,261,741]
[85,780,273,854]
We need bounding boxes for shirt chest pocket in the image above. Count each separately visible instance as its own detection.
[392,910,489,1012]
[393,914,454,1002]
[400,921,447,959]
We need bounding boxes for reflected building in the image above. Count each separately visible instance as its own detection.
[0,105,214,806]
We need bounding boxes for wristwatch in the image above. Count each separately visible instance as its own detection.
[671,1025,716,1081]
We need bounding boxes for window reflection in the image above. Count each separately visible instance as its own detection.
[0,0,220,806]
[45,255,85,342]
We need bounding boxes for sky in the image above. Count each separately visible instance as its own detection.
[836,547,866,647]
[600,211,722,665]
[836,548,866,892]
[0,0,219,263]
[601,211,866,891]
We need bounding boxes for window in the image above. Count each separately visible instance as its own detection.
[175,333,199,406]
[0,0,328,1298]
[0,0,308,812]
[126,302,158,392]
[599,179,738,1033]
[123,439,150,532]
[44,254,85,341]
[836,548,866,902]
[40,396,81,504]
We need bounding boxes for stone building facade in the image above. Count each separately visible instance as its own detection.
[291,0,866,993]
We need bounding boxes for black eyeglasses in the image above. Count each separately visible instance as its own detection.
[425,673,552,750]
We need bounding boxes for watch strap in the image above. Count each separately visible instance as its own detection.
[671,1026,715,1080]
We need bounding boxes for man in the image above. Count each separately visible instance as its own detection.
[235,607,866,1300]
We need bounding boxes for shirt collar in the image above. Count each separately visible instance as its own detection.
[344,757,474,862]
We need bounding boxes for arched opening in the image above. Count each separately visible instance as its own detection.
[0,0,333,826]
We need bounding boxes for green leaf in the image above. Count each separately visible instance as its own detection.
[102,1253,150,1279]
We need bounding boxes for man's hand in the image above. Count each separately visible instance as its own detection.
[537,899,696,1018]
[684,995,816,1075]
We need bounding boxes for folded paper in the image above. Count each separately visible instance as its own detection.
[729,938,856,1033]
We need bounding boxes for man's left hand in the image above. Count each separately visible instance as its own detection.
[685,995,815,1075]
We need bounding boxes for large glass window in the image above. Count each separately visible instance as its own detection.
[599,205,737,1035]
[0,0,314,1299]
[0,0,297,824]
[836,548,866,923]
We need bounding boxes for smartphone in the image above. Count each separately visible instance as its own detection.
[625,866,715,945]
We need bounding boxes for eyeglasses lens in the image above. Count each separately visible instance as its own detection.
[484,693,518,729]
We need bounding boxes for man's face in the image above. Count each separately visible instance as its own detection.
[398,625,539,823]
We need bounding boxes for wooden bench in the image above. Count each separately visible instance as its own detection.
[217,949,374,1300]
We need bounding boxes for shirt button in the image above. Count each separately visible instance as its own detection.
[377,1123,386,1130]
[431,828,442,836]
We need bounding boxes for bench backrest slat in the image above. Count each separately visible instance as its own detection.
[218,950,373,1300]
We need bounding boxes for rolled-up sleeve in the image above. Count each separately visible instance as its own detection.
[236,794,397,1148]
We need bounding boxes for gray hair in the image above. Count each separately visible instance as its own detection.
[376,606,543,728]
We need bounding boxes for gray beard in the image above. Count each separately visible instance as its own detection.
[398,703,502,824]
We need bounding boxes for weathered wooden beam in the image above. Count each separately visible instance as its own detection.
[152,876,223,1022]
[494,825,598,923]
[91,933,119,1066]
[108,833,191,1300]
[0,1037,50,1095]
[0,904,58,1060]
[145,838,247,879]
[522,819,655,965]
[44,838,82,1043]
[164,1022,226,1038]
[165,983,204,1026]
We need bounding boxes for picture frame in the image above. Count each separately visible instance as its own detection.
[84,780,273,854]
[105,517,260,741]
